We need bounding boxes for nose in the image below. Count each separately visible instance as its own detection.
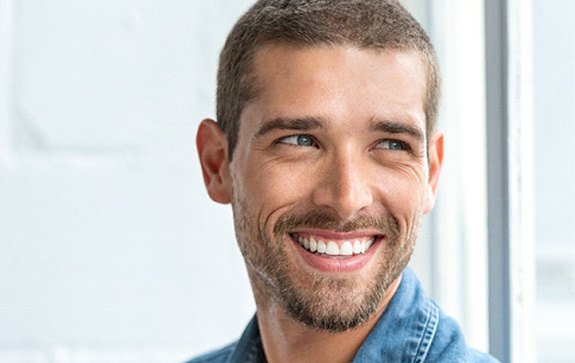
[311,151,374,220]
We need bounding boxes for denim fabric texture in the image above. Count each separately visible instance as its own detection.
[188,268,500,363]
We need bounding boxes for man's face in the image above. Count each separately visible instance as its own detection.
[200,45,443,332]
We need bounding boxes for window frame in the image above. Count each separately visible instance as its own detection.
[485,0,536,361]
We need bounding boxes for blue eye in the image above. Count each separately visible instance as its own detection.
[279,135,316,147]
[377,139,409,151]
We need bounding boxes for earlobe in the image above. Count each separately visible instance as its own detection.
[196,119,233,204]
[423,132,444,213]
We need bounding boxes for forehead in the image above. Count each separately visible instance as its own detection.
[242,44,427,133]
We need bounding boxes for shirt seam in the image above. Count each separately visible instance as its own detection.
[411,299,439,363]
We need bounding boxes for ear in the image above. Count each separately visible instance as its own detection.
[423,132,444,214]
[196,119,233,204]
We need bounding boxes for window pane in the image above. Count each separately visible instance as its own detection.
[533,0,575,361]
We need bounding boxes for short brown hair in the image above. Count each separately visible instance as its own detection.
[217,0,441,159]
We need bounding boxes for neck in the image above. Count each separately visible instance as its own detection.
[250,274,402,363]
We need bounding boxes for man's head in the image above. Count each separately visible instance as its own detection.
[217,0,441,160]
[197,0,443,333]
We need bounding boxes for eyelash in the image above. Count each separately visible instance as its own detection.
[276,134,411,152]
[375,139,411,152]
[276,134,319,148]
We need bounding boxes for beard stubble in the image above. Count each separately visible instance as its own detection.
[233,200,419,332]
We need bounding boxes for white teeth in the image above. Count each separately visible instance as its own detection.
[295,234,376,256]
[366,238,373,250]
[340,241,353,256]
[353,240,362,254]
[326,241,339,255]
[310,237,317,252]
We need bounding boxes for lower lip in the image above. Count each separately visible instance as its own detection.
[293,237,381,273]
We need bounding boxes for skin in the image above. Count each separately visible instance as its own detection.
[197,44,444,363]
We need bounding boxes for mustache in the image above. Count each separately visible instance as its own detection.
[273,210,399,236]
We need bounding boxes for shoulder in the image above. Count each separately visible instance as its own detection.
[352,269,499,363]
[427,310,500,363]
[186,315,263,363]
[185,342,237,363]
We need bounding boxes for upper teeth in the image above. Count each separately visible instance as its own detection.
[294,234,375,256]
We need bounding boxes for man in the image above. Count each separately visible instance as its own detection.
[191,0,499,362]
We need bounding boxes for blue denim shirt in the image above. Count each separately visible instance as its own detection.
[188,268,499,363]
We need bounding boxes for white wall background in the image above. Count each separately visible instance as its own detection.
[532,0,575,361]
[0,0,257,361]
[0,0,492,361]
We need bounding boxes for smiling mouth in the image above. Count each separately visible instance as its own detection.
[290,232,379,257]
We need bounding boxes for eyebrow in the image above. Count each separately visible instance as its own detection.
[254,116,425,142]
[255,117,323,137]
[369,119,425,142]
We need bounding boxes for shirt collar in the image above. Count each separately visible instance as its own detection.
[352,267,439,362]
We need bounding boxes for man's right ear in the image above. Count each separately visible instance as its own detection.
[196,119,233,204]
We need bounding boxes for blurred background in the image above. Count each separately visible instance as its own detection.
[0,0,572,362]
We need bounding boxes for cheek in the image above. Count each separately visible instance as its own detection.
[379,166,428,212]
[380,174,426,242]
[238,162,316,217]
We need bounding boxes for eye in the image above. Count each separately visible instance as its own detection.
[376,139,410,151]
[277,134,318,147]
